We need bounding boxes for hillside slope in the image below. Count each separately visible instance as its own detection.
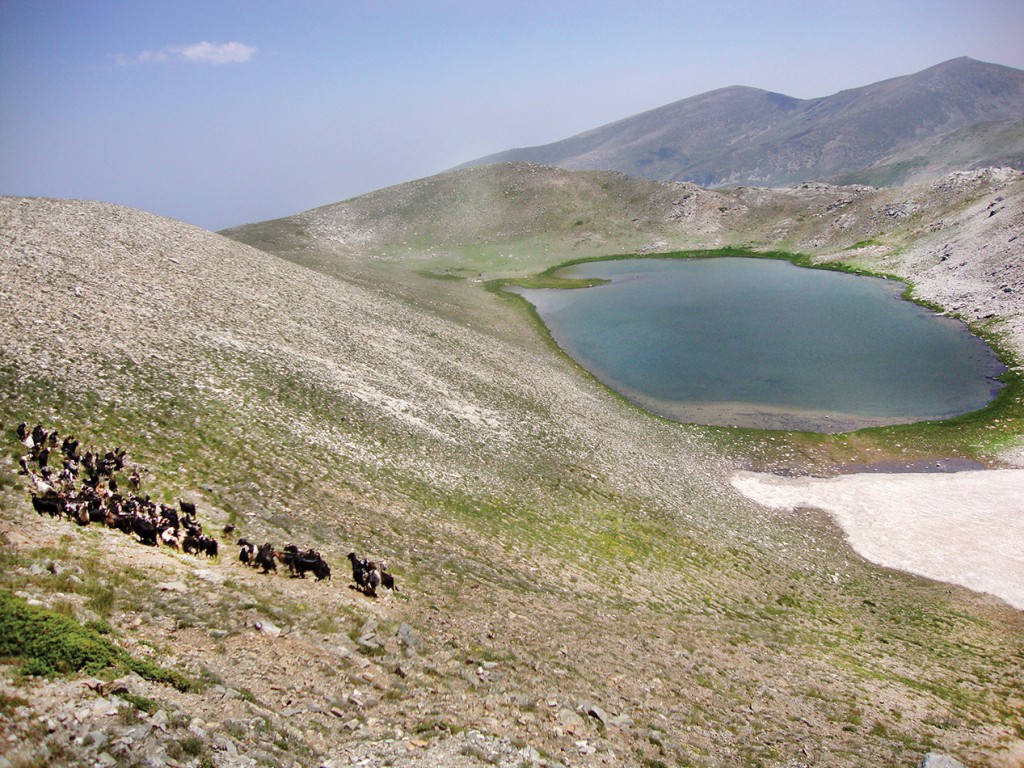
[2,195,1024,767]
[833,119,1024,187]
[226,163,1024,358]
[460,58,1024,188]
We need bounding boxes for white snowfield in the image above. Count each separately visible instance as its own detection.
[731,468,1024,610]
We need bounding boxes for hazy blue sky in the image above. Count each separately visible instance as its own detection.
[2,1,1022,231]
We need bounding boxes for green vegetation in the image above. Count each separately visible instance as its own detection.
[835,158,930,187]
[0,589,192,691]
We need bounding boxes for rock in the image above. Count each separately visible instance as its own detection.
[608,713,634,730]
[575,739,596,755]
[517,745,542,764]
[92,697,120,717]
[557,708,584,730]
[193,568,224,585]
[213,734,238,756]
[356,635,380,651]
[254,620,281,637]
[396,622,420,654]
[356,618,379,648]
[101,672,146,697]
[919,754,968,768]
[576,701,609,726]
[86,730,108,749]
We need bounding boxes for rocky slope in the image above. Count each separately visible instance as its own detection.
[1,174,1023,768]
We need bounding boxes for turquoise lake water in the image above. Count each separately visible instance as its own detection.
[514,257,1006,432]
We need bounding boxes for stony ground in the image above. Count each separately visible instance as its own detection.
[1,167,1023,768]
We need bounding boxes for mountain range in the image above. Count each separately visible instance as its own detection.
[462,57,1024,188]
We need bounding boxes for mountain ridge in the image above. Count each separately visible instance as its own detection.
[460,57,1024,187]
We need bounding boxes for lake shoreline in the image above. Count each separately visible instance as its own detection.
[516,255,1006,433]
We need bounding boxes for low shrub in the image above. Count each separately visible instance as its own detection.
[0,589,192,691]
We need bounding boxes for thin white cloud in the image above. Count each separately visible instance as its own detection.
[171,42,258,64]
[137,49,170,64]
[114,41,257,66]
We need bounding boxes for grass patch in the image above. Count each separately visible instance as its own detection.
[0,589,192,691]
[119,691,160,715]
[846,239,885,250]
[0,689,29,716]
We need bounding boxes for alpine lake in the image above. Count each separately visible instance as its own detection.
[510,256,1007,433]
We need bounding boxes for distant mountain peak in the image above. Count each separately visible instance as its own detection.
[460,57,1024,188]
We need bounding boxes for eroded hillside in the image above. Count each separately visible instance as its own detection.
[2,185,1023,768]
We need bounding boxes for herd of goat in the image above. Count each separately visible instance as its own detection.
[14,422,396,597]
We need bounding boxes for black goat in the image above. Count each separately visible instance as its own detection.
[347,552,369,589]
[379,561,398,592]
[31,494,65,518]
[183,533,218,557]
[131,515,158,546]
[348,552,388,596]
[292,550,331,581]
[255,542,277,574]
[238,538,256,566]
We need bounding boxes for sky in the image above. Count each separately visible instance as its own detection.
[1,1,1023,231]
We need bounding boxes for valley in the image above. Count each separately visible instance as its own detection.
[1,163,1023,768]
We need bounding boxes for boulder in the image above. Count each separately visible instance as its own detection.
[919,754,968,768]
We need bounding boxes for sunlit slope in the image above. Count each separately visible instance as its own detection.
[4,196,1024,767]
[834,119,1024,187]
[0,195,737,588]
[223,163,726,274]
[224,162,1022,278]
